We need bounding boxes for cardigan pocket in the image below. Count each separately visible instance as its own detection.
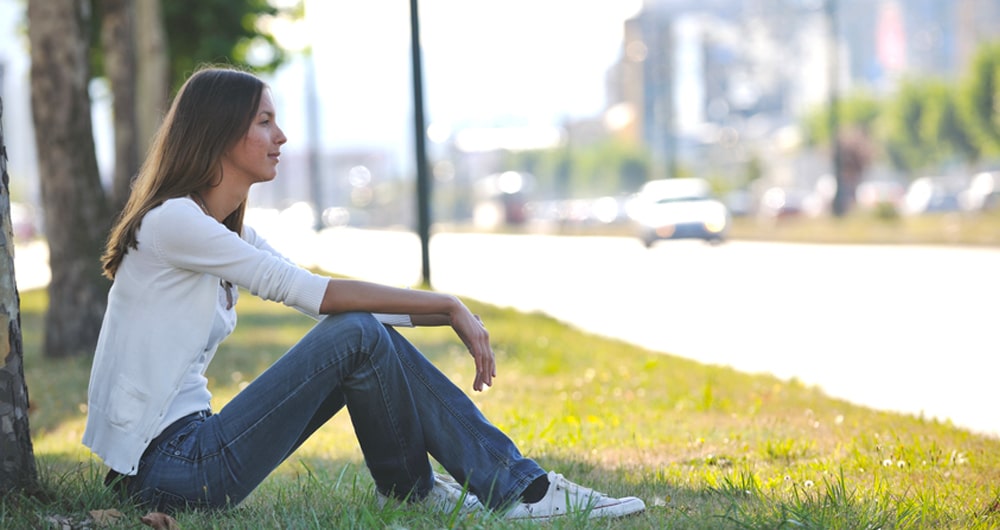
[108,375,149,429]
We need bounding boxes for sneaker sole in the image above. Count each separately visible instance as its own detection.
[507,496,646,521]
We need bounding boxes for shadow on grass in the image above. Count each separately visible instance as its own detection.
[8,452,681,530]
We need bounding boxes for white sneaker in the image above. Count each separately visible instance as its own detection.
[504,471,646,520]
[376,472,482,515]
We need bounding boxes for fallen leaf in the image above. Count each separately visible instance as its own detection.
[141,511,179,530]
[90,508,125,526]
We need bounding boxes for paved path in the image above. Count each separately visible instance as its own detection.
[17,229,999,438]
[299,229,1000,438]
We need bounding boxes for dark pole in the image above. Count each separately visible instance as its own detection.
[305,51,324,231]
[827,0,845,216]
[409,0,432,287]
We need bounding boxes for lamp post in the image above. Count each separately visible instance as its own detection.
[409,0,432,287]
[826,0,846,216]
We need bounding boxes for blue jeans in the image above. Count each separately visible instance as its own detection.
[125,312,544,512]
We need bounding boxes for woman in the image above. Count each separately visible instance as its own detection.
[83,66,645,520]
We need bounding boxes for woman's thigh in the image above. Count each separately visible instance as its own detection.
[134,313,388,511]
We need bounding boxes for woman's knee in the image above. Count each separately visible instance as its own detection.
[316,312,390,349]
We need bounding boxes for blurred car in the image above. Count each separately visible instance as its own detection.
[902,176,967,215]
[758,186,810,219]
[855,179,905,211]
[626,178,730,247]
[961,171,1000,212]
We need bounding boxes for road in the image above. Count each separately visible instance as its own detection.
[293,228,999,438]
[16,228,999,437]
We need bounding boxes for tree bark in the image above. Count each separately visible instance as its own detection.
[28,0,111,358]
[0,96,39,494]
[100,0,140,212]
[135,0,169,154]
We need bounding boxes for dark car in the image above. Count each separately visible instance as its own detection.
[626,178,730,247]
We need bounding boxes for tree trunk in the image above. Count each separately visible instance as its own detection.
[135,0,169,154]
[28,0,111,358]
[100,0,140,212]
[0,96,39,494]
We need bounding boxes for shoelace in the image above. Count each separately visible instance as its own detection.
[551,473,608,500]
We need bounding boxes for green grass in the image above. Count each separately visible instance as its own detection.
[727,210,1000,247]
[6,287,1000,529]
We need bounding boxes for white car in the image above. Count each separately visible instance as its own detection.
[627,178,730,247]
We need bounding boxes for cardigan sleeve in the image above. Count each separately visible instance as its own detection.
[147,200,327,315]
[239,223,412,326]
[146,199,412,326]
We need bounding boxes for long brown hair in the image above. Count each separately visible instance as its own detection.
[101,66,265,279]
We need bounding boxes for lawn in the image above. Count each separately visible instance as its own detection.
[5,277,1000,528]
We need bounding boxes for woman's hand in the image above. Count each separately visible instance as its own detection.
[450,305,496,391]
[320,279,497,390]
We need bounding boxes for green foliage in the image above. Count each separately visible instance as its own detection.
[502,139,653,198]
[922,80,980,165]
[883,79,935,172]
[162,0,295,90]
[961,41,1000,154]
[88,0,299,91]
[881,77,982,172]
[802,90,881,146]
[800,41,1000,175]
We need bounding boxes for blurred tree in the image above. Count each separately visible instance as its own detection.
[802,90,881,146]
[98,0,140,211]
[24,0,295,359]
[921,80,980,168]
[503,140,651,198]
[161,0,288,91]
[28,0,112,358]
[961,41,1000,156]
[134,0,170,152]
[0,96,39,495]
[883,80,935,173]
[574,140,651,196]
[802,91,881,214]
[89,0,295,208]
[835,127,873,210]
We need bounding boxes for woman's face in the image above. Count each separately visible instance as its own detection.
[222,90,287,186]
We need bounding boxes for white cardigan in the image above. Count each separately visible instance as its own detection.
[83,198,409,474]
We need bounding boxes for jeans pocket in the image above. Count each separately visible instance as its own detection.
[160,420,202,459]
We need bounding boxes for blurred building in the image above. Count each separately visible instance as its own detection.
[606,0,1000,190]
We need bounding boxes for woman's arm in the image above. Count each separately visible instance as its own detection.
[320,279,496,391]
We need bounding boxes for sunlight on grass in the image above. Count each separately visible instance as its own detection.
[8,288,1000,529]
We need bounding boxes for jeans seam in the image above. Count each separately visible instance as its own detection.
[365,330,423,486]
[395,339,533,506]
[218,344,361,454]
